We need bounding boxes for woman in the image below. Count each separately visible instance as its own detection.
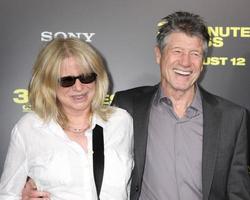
[0,38,134,200]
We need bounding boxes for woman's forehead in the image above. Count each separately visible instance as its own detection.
[61,56,92,72]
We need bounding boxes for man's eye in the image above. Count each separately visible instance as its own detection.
[173,49,182,54]
[191,52,201,57]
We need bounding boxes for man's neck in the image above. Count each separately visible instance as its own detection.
[163,85,196,118]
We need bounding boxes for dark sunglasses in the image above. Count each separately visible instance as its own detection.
[59,72,97,87]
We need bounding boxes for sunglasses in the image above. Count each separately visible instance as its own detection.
[59,72,97,87]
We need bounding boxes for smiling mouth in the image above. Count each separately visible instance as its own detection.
[173,69,192,76]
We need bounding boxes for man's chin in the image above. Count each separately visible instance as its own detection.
[172,84,195,93]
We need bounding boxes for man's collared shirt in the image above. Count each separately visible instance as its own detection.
[140,86,203,200]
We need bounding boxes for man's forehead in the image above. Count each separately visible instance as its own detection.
[165,32,203,49]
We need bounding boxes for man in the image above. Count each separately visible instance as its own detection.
[22,11,249,200]
[112,11,250,200]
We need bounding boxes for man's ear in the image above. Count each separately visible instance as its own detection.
[154,46,161,65]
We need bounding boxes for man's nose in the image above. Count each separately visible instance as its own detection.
[180,53,191,67]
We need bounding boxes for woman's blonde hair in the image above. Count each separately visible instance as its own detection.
[29,37,112,127]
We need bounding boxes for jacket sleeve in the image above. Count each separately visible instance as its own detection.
[227,109,250,199]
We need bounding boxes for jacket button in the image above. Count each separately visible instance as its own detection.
[135,185,139,192]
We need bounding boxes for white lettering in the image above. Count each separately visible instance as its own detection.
[41,31,53,42]
[54,32,68,38]
[41,31,96,42]
[80,33,95,42]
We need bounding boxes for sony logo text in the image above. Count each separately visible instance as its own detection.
[41,31,95,42]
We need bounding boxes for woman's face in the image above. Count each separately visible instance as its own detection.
[56,56,96,116]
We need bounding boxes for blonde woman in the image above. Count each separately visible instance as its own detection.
[0,38,134,200]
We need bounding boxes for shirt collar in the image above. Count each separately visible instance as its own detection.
[190,86,203,113]
[91,112,106,130]
[154,84,203,114]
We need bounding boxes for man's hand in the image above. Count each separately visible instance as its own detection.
[22,178,50,200]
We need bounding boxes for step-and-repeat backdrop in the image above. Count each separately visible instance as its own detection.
[1,0,250,174]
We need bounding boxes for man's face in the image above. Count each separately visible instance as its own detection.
[155,32,204,95]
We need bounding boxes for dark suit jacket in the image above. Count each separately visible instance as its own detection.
[112,84,250,200]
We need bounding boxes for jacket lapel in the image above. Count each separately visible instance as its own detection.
[133,85,158,183]
[200,88,221,200]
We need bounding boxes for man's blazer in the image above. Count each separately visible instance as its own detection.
[112,84,250,200]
